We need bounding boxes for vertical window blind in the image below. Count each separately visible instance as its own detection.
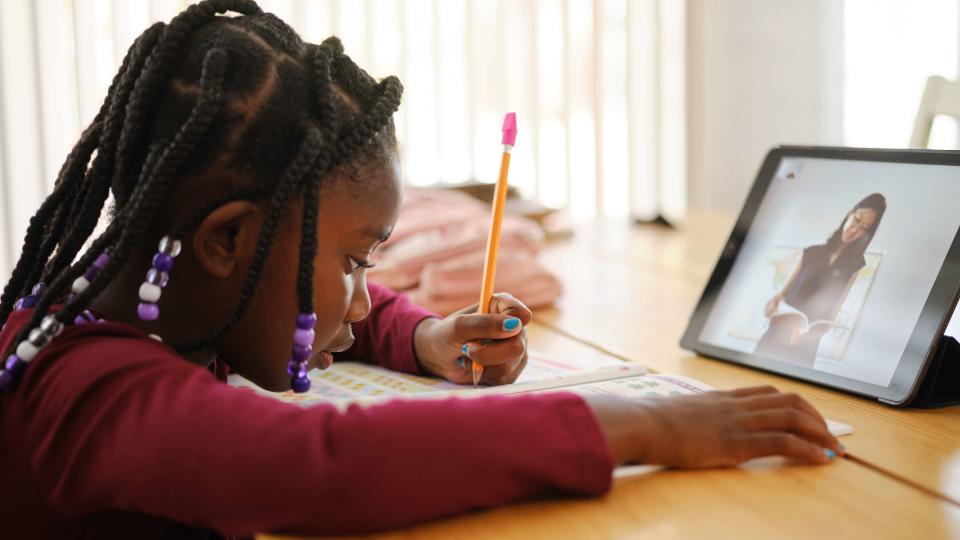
[0,0,688,281]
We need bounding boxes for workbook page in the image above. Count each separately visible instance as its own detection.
[227,351,632,405]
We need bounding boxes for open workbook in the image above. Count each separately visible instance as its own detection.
[228,353,853,438]
[769,304,848,335]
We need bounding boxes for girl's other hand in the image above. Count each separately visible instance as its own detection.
[414,293,532,385]
[583,385,844,467]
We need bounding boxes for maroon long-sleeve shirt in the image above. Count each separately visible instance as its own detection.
[0,283,613,538]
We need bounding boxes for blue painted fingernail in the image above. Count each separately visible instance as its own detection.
[461,344,469,355]
[503,318,521,331]
[456,356,465,368]
[825,449,836,459]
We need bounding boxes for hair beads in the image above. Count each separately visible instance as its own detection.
[137,236,181,321]
[0,313,63,391]
[0,1,402,395]
[69,252,110,302]
[0,251,110,390]
[13,282,45,311]
[288,312,316,393]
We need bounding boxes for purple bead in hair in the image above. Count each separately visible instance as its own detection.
[5,355,25,378]
[292,344,311,362]
[146,268,169,288]
[138,303,160,321]
[296,312,317,330]
[290,376,311,393]
[152,253,174,273]
[68,253,109,302]
[74,310,99,326]
[0,353,27,392]
[0,369,13,392]
[287,359,307,378]
[83,266,100,282]
[14,282,46,312]
[288,311,316,393]
[93,253,109,270]
[293,328,314,347]
[136,237,181,321]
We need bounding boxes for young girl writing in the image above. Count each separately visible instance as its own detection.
[0,1,842,537]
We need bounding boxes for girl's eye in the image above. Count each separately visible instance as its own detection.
[349,257,376,273]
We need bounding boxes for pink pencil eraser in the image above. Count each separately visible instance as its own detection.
[501,112,517,146]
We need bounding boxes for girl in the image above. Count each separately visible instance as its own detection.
[0,2,842,537]
[759,193,887,366]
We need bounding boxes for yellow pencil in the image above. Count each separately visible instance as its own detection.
[473,112,517,387]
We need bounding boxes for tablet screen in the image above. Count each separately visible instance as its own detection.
[696,156,960,388]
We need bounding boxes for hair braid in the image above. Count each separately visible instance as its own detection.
[295,173,321,315]
[114,0,262,205]
[0,120,105,319]
[332,76,402,166]
[176,125,323,352]
[2,1,405,395]
[41,24,165,288]
[312,38,341,135]
[29,121,106,283]
[10,47,229,348]
[0,17,158,323]
[0,20,149,326]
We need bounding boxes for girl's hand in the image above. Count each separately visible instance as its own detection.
[414,293,533,385]
[583,385,844,467]
[764,293,784,317]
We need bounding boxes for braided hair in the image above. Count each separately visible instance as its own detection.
[0,0,403,386]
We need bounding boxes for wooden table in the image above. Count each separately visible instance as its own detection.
[273,212,960,539]
[536,215,960,508]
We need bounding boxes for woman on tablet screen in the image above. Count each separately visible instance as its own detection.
[757,193,887,367]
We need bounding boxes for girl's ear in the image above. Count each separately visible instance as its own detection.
[193,201,262,278]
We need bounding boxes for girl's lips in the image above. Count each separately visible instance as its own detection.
[317,351,334,370]
[309,339,353,371]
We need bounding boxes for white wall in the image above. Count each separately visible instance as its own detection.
[686,0,845,214]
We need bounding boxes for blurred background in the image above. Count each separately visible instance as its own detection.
[0,0,957,281]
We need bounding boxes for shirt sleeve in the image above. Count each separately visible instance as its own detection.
[17,331,613,536]
[337,281,438,374]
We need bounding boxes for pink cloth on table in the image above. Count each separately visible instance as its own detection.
[371,188,561,314]
[410,250,562,315]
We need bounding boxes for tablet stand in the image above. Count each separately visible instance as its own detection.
[912,335,960,408]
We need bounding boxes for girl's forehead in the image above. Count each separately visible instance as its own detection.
[319,165,402,227]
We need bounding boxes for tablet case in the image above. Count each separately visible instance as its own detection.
[912,335,960,408]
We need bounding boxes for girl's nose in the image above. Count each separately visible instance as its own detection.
[345,274,372,323]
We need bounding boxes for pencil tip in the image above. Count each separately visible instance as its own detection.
[472,365,482,388]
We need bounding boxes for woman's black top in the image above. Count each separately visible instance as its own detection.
[783,243,865,321]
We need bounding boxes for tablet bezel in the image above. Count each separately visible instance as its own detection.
[680,146,960,406]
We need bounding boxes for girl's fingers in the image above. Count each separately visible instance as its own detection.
[452,313,524,342]
[740,409,840,453]
[462,335,526,367]
[740,392,829,430]
[727,385,780,398]
[488,293,533,325]
[481,354,527,385]
[736,433,835,464]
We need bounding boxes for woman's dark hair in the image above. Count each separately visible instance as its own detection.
[0,0,402,358]
[825,192,887,267]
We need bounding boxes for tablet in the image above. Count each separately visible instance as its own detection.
[680,146,960,406]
